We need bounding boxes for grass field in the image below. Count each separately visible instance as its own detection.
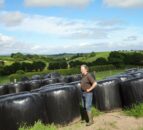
[123,103,143,118]
[0,56,14,65]
[72,52,110,62]
[0,76,10,85]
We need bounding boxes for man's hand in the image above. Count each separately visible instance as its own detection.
[86,82,97,92]
[86,88,92,92]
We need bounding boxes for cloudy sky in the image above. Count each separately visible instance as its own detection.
[0,0,143,54]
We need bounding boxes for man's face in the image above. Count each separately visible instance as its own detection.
[81,66,87,75]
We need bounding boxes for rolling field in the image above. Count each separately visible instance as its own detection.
[71,52,110,62]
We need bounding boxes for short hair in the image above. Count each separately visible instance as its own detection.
[81,64,89,71]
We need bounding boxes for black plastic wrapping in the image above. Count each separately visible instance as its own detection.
[0,93,48,130]
[93,79,122,111]
[41,79,50,86]
[8,82,27,93]
[31,75,41,80]
[67,81,81,102]
[120,77,143,108]
[29,80,42,90]
[0,85,8,95]
[39,85,80,125]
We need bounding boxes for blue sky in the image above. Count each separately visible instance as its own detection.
[0,0,143,54]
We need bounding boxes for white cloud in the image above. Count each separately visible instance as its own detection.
[0,33,15,46]
[104,0,143,8]
[124,36,137,41]
[24,0,92,8]
[0,11,25,26]
[0,33,33,54]
[97,20,123,27]
[0,32,143,54]
[0,0,4,7]
[0,11,122,40]
[0,11,143,54]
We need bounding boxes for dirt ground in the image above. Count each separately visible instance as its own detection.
[58,111,143,130]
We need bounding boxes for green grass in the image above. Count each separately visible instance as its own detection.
[91,106,102,117]
[72,52,110,62]
[0,76,10,85]
[96,69,124,80]
[96,52,110,58]
[123,103,143,118]
[0,56,13,60]
[19,121,57,130]
[4,60,14,66]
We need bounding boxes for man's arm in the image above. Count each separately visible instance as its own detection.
[86,81,97,92]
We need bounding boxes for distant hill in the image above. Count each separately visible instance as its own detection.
[70,52,110,62]
[1,50,143,66]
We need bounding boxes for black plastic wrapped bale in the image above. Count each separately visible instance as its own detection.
[41,79,50,86]
[40,85,80,125]
[48,78,60,84]
[23,81,32,91]
[31,84,64,93]
[63,76,75,83]
[20,76,29,82]
[130,72,143,78]
[67,81,81,101]
[0,93,48,130]
[120,77,143,108]
[116,75,133,82]
[125,68,138,74]
[0,92,29,100]
[29,80,42,90]
[58,76,66,83]
[8,82,28,94]
[106,74,133,82]
[72,74,82,81]
[44,74,50,79]
[44,72,61,79]
[33,83,65,92]
[47,83,64,86]
[31,75,41,80]
[0,85,8,96]
[93,79,122,111]
[49,72,61,78]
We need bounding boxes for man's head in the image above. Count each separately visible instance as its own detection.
[81,64,89,75]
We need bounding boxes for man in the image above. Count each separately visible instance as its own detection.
[80,64,97,126]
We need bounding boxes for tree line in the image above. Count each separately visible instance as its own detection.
[68,51,143,68]
[0,61,46,76]
[0,51,143,76]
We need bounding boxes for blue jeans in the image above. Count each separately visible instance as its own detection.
[81,92,93,112]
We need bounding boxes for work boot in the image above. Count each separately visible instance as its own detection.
[80,107,88,123]
[86,111,94,126]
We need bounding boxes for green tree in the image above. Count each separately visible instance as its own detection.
[93,57,108,65]
[33,61,46,71]
[48,60,68,70]
[89,52,96,57]
[69,60,85,68]
[108,51,125,68]
[11,52,26,61]
[21,62,34,72]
